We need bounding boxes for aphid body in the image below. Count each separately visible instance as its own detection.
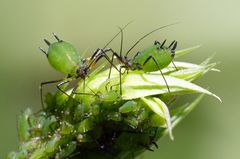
[131,41,176,72]
[39,33,121,108]
[47,41,82,76]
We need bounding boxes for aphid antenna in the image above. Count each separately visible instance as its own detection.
[117,26,124,57]
[44,39,51,46]
[103,20,134,49]
[38,47,48,57]
[52,32,62,42]
[125,22,179,57]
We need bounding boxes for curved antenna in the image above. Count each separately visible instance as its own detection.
[125,22,179,56]
[103,20,134,49]
[117,26,124,57]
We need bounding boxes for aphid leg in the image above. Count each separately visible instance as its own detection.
[40,79,65,109]
[56,80,71,98]
[119,65,128,95]
[109,65,127,93]
[66,151,81,159]
[71,85,97,97]
[170,41,178,71]
[151,127,159,149]
[152,141,158,149]
[138,143,154,151]
[71,79,98,101]
[108,53,115,79]
[89,48,100,62]
[105,25,124,92]
[89,48,125,94]
[143,56,171,93]
[132,51,141,61]
[88,49,122,92]
[88,48,121,73]
[105,53,115,91]
[172,60,178,71]
[105,24,124,82]
[160,39,167,48]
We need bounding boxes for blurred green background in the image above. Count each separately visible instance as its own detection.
[0,0,239,158]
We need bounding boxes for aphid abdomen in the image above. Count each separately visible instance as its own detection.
[47,42,80,75]
[133,45,173,72]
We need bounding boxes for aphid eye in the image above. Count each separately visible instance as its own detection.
[137,64,142,69]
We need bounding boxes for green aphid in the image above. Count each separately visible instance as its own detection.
[107,112,122,122]
[76,117,95,133]
[7,151,27,159]
[39,33,120,108]
[124,116,139,129]
[97,23,178,94]
[56,141,77,159]
[41,115,57,137]
[59,121,74,135]
[132,42,175,72]
[100,90,121,103]
[18,108,32,142]
[77,133,93,143]
[119,100,138,113]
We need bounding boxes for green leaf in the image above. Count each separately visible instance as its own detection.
[141,97,173,140]
[156,94,205,140]
[169,94,205,134]
[169,63,217,81]
[175,45,201,58]
[121,72,221,102]
[18,108,32,142]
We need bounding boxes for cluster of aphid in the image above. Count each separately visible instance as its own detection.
[8,23,220,159]
[37,23,178,158]
[38,23,178,106]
